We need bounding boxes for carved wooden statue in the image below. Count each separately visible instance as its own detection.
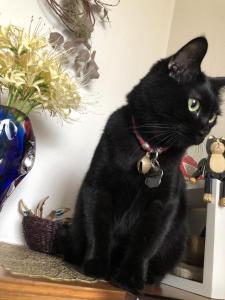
[190,136,225,206]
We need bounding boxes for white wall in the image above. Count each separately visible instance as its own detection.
[0,0,175,244]
[167,0,225,161]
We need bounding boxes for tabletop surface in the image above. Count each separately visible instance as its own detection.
[0,266,214,300]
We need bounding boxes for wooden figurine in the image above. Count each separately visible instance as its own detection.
[190,136,225,206]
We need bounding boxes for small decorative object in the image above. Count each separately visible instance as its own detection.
[137,152,152,174]
[190,136,225,206]
[180,155,204,181]
[183,235,205,267]
[133,117,165,188]
[19,198,71,254]
[172,262,203,282]
[144,160,164,189]
[48,31,99,85]
[173,232,205,282]
[46,0,120,84]
[0,23,81,210]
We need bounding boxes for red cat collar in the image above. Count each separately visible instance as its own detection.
[132,116,168,154]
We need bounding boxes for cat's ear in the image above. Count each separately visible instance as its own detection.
[168,36,208,83]
[208,135,215,140]
[210,77,225,95]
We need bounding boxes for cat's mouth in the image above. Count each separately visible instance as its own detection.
[193,134,205,145]
[178,129,206,147]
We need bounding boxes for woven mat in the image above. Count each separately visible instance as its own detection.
[0,242,97,283]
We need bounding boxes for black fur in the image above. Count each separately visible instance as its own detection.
[57,37,225,294]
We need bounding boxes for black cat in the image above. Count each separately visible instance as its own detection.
[57,37,225,294]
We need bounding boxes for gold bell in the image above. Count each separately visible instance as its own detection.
[137,153,152,174]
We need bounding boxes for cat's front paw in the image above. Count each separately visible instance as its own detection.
[147,272,164,285]
[111,264,144,294]
[83,258,110,280]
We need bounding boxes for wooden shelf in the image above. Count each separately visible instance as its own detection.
[0,266,134,300]
[0,266,215,300]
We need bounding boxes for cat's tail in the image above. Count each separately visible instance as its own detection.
[54,222,86,266]
[54,223,72,258]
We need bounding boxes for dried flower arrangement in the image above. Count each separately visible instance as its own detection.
[0,23,80,120]
[19,197,71,222]
[46,0,120,84]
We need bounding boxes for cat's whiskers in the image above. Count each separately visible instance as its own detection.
[153,128,177,146]
[135,125,175,130]
[155,132,177,148]
[148,130,176,145]
[136,124,174,128]
[128,129,175,162]
[138,125,174,133]
[164,134,178,148]
[141,131,174,138]
[126,123,175,130]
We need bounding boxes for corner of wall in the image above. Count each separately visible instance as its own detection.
[165,0,176,56]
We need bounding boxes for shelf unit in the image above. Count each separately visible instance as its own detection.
[163,179,225,299]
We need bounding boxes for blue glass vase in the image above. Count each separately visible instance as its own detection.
[0,105,35,210]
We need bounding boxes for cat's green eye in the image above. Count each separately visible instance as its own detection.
[188,98,200,112]
[209,113,217,124]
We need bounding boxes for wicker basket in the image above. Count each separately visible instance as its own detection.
[23,216,60,254]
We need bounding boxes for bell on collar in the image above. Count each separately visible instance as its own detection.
[137,152,152,174]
